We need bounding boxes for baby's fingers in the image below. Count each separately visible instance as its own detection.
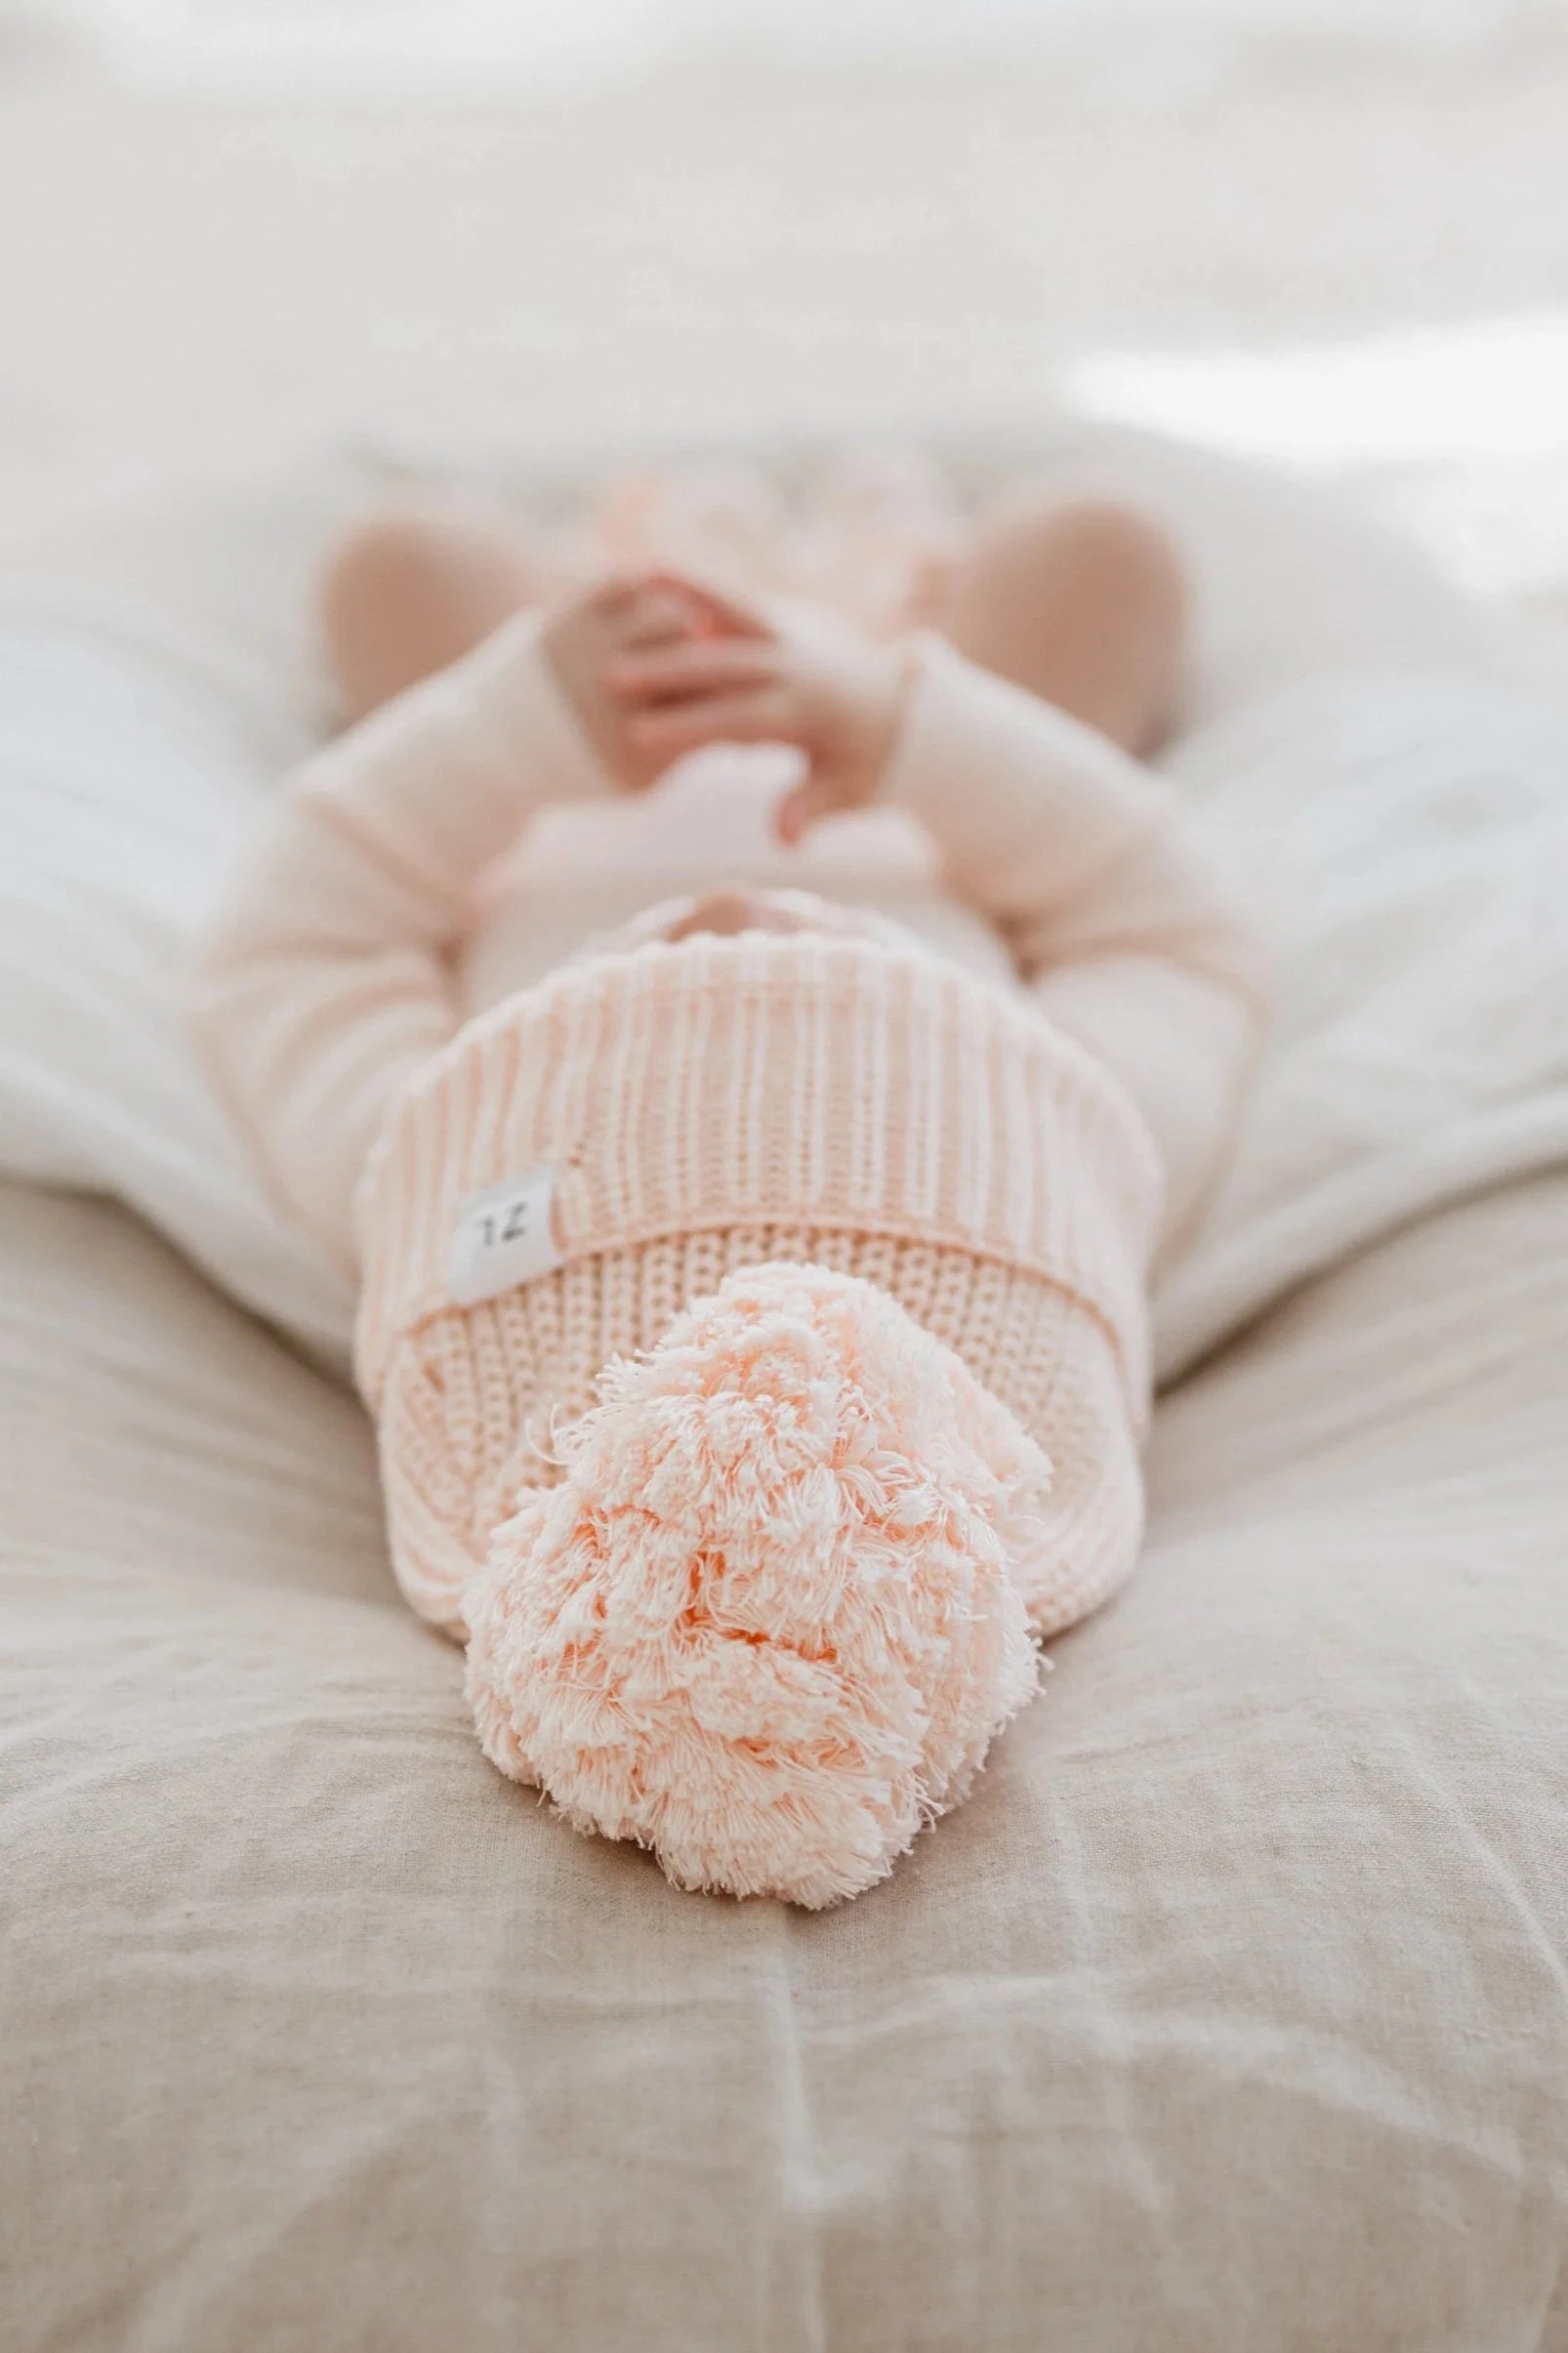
[633,566,775,640]
[610,640,780,705]
[774,769,858,846]
[613,584,710,650]
[626,683,794,760]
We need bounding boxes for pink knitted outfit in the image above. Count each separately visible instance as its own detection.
[194,613,1263,1904]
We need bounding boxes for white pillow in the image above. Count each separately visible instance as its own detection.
[1158,667,1568,1375]
[2,429,1560,1385]
[0,607,355,1364]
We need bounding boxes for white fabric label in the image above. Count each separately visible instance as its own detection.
[448,1166,564,1305]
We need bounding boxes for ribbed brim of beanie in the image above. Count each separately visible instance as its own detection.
[353,930,1163,1416]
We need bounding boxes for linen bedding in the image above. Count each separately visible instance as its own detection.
[2,426,1566,2351]
[3,1169,1565,2352]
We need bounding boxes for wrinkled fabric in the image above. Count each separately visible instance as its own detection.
[1159,667,1568,1375]
[3,1173,1566,2353]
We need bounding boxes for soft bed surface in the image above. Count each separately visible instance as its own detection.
[4,1174,1566,2352]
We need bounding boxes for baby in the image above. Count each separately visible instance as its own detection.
[193,482,1264,1906]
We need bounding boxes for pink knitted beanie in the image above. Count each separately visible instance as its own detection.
[353,929,1162,1906]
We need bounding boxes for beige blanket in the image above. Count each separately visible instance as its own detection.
[4,1170,1565,2352]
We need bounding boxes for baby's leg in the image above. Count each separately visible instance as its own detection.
[319,499,546,722]
[932,491,1188,756]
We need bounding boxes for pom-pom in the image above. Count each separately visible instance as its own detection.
[464,1263,1050,1906]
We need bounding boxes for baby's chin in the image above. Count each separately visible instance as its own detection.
[574,888,923,962]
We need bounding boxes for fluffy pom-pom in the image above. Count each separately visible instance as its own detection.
[464,1264,1051,1907]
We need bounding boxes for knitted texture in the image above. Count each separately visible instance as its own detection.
[352,930,1161,1902]
[465,1264,1047,1908]
[355,931,1160,1403]
[375,1222,1143,1646]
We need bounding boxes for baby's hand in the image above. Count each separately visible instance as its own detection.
[542,574,716,795]
[603,572,907,844]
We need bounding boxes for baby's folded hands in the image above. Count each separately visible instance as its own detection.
[539,573,697,795]
[544,569,907,844]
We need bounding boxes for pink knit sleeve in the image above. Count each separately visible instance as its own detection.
[190,613,606,1274]
[883,636,1267,1253]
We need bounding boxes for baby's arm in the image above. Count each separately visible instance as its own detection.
[612,595,1264,1257]
[191,608,605,1272]
[883,637,1265,1256]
